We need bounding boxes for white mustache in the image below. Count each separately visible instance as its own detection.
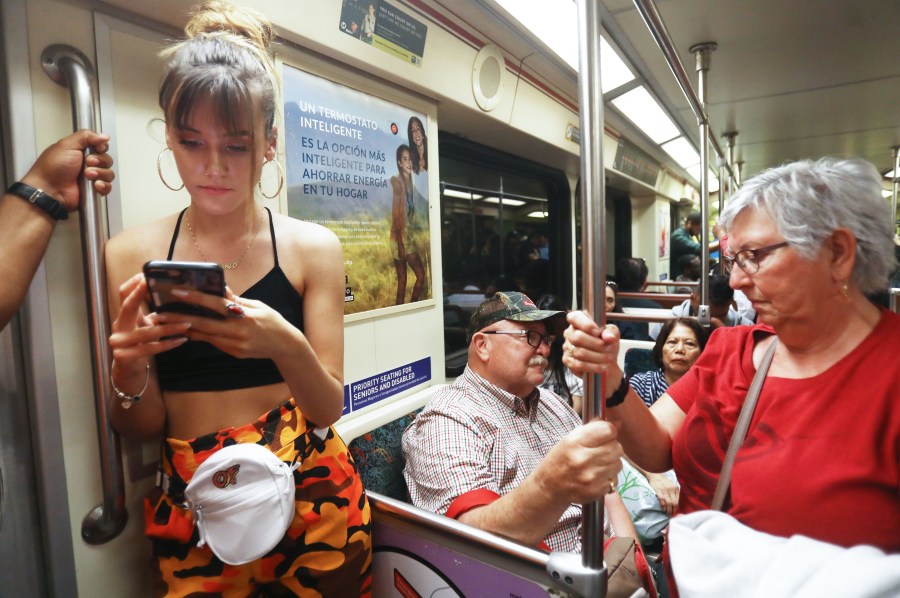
[529,355,548,368]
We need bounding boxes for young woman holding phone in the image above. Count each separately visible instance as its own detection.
[104,2,371,595]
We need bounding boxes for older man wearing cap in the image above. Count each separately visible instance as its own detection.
[402,291,631,552]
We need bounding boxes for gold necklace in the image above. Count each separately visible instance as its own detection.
[185,210,261,270]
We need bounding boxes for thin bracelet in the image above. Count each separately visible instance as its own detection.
[111,362,150,409]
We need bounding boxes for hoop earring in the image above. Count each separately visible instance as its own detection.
[156,148,184,191]
[258,158,285,199]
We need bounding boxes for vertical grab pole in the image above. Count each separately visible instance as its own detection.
[690,42,716,321]
[720,131,737,273]
[544,0,609,596]
[576,0,607,571]
[41,44,127,544]
[891,146,899,241]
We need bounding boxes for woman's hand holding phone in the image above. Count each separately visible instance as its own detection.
[109,273,193,364]
[144,261,226,319]
[120,261,298,363]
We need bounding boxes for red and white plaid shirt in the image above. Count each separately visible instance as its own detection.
[402,366,608,552]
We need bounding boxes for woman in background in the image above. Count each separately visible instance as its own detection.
[537,294,583,415]
[625,317,706,528]
[105,2,371,594]
[605,280,638,340]
[631,317,707,408]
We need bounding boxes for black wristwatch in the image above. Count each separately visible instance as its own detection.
[6,181,69,220]
[606,372,630,408]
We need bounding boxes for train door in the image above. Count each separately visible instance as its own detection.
[1,1,86,594]
[0,2,180,594]
[438,135,572,301]
[573,179,634,306]
[0,176,49,595]
[438,134,572,376]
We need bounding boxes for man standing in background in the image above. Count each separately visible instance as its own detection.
[670,211,720,279]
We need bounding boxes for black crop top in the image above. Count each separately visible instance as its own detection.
[155,208,305,392]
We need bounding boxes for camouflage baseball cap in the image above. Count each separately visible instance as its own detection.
[467,291,567,343]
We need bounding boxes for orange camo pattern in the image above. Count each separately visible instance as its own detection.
[147,399,372,597]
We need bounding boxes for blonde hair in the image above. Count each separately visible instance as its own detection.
[159,1,279,194]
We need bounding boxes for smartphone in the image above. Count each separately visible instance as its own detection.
[143,261,226,319]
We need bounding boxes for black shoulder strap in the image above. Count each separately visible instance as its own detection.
[264,207,277,266]
[167,208,188,260]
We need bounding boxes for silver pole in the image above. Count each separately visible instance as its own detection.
[546,1,609,596]
[720,132,737,273]
[498,176,505,276]
[723,131,737,201]
[691,42,716,319]
[717,157,727,274]
[41,44,127,544]
[892,146,899,240]
[631,0,734,185]
[577,0,607,570]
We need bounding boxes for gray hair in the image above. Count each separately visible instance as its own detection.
[721,157,897,294]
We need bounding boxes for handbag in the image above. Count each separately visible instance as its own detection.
[605,535,657,598]
[617,458,674,543]
[183,443,300,565]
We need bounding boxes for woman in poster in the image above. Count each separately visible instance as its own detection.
[407,115,429,298]
[408,116,428,195]
[391,144,426,304]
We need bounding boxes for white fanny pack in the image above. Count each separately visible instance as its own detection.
[183,443,300,565]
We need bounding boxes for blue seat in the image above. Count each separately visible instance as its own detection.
[624,348,655,377]
[348,409,422,501]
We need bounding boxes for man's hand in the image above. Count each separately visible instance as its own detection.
[538,419,623,504]
[21,129,114,212]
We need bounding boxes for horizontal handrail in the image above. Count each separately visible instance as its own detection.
[618,292,690,301]
[370,491,549,567]
[608,312,680,324]
[368,490,605,596]
[643,280,699,288]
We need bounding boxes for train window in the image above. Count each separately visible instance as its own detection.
[438,135,571,375]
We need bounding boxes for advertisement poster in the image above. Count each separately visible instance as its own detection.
[338,0,428,66]
[283,65,432,316]
[658,202,670,259]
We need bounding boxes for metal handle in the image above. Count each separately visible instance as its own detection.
[41,44,127,544]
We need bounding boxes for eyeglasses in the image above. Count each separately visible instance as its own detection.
[605,280,618,289]
[481,329,554,348]
[723,241,789,274]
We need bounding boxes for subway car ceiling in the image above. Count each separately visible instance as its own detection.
[456,0,900,186]
[94,0,900,194]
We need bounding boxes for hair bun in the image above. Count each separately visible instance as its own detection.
[185,1,275,52]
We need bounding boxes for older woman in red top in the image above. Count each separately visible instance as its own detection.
[563,157,899,556]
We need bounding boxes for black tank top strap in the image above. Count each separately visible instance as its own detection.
[167,208,188,260]
[265,207,278,266]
